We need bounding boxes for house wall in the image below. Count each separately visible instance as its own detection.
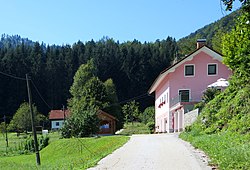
[169,51,231,102]
[51,120,64,129]
[155,77,170,133]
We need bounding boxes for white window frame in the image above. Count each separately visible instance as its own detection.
[178,89,191,102]
[184,64,195,77]
[207,63,218,76]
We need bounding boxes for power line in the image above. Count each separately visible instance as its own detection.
[118,93,149,104]
[0,70,26,81]
[31,80,53,110]
[101,92,151,110]
[0,70,52,110]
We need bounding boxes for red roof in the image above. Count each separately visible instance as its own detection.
[49,110,70,120]
[49,109,117,121]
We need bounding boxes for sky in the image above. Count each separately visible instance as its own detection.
[0,0,241,45]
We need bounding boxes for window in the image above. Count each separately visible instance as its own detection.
[179,90,190,102]
[55,122,60,126]
[185,65,194,76]
[208,64,217,75]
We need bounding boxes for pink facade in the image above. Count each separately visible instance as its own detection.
[149,46,232,133]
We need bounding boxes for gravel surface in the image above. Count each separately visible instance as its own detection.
[88,134,212,170]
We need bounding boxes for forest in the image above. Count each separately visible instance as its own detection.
[0,35,177,119]
[0,9,238,123]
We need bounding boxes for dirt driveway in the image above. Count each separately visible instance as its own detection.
[88,134,211,170]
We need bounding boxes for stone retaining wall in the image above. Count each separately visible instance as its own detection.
[184,108,199,128]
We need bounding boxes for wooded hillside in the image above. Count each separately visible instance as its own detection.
[0,35,177,119]
[177,10,240,56]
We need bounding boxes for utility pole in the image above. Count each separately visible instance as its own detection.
[3,115,8,148]
[26,74,41,166]
[62,105,65,122]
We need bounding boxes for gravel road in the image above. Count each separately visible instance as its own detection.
[88,134,212,170]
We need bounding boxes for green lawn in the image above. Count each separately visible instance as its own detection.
[180,132,250,169]
[0,135,129,169]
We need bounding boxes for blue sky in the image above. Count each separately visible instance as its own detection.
[0,0,241,45]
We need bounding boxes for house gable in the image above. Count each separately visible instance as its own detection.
[148,46,223,94]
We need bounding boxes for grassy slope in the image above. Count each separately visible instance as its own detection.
[180,85,250,169]
[0,135,129,170]
[180,132,250,169]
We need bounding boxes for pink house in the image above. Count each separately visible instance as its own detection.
[148,40,232,133]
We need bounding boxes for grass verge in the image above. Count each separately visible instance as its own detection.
[0,135,129,170]
[119,122,151,135]
[180,131,250,169]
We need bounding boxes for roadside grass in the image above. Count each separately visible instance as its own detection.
[0,135,129,170]
[180,132,250,169]
[0,132,61,156]
[119,122,151,135]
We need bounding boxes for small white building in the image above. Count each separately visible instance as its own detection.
[49,110,70,130]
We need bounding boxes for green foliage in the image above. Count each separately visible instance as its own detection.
[0,136,129,169]
[122,100,140,123]
[146,122,155,134]
[140,106,155,124]
[19,135,50,154]
[8,103,46,133]
[119,122,151,135]
[222,12,250,87]
[194,84,250,134]
[180,132,250,169]
[69,59,96,98]
[61,108,99,138]
[195,88,221,112]
[103,78,123,129]
[0,122,6,134]
[222,0,250,12]
[63,61,109,138]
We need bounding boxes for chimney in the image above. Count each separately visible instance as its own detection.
[196,39,206,49]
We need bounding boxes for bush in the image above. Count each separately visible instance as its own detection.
[140,106,155,124]
[146,122,155,134]
[20,135,50,153]
[61,108,99,138]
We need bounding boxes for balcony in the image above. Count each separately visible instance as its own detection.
[170,95,200,109]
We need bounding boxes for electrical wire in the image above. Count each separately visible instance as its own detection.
[101,92,151,110]
[31,80,53,110]
[0,70,26,81]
